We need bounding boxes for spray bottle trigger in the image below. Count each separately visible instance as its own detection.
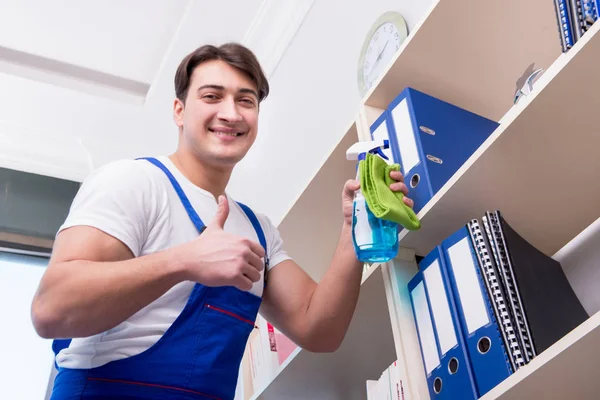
[374,148,389,160]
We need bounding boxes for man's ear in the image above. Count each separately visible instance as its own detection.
[173,98,185,128]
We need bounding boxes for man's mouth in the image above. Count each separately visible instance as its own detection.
[209,128,245,137]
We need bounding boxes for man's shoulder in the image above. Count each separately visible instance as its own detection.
[230,200,291,266]
[80,157,170,196]
[231,199,277,233]
[87,157,165,183]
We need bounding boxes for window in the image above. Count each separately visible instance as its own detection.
[0,249,54,400]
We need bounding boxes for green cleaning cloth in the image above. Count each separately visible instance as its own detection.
[359,152,421,231]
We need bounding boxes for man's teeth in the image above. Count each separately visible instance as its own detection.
[213,130,242,137]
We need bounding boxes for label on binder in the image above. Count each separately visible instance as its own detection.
[391,99,420,174]
[411,282,440,375]
[423,260,458,355]
[446,237,490,334]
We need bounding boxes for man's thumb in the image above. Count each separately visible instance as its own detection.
[210,195,229,229]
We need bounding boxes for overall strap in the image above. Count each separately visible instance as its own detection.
[138,157,206,234]
[237,201,269,271]
[139,158,268,263]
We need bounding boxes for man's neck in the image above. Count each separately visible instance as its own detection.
[168,151,232,200]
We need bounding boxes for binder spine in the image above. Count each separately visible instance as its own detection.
[554,0,576,51]
[483,213,535,362]
[468,220,523,371]
[569,0,585,41]
[582,0,599,30]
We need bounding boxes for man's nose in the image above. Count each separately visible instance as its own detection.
[216,98,243,123]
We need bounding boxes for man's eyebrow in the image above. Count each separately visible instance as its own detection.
[197,84,225,92]
[239,88,259,99]
[197,84,258,99]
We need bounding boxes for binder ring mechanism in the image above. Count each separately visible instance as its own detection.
[410,174,420,188]
[448,357,459,375]
[477,336,492,354]
[433,377,443,394]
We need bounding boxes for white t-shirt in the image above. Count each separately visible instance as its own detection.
[54,156,290,369]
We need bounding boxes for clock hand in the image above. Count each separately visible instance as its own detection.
[378,41,389,59]
[370,41,389,73]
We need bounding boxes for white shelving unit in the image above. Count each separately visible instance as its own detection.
[481,310,600,400]
[397,18,600,258]
[361,0,560,122]
[246,0,600,398]
[482,217,600,400]
[250,264,396,400]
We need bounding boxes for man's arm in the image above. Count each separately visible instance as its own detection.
[260,171,413,353]
[31,225,185,339]
[260,221,361,353]
[32,196,266,339]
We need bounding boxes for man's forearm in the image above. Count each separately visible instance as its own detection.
[32,250,185,339]
[304,222,363,351]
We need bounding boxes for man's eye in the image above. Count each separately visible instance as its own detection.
[203,94,219,100]
[240,98,255,105]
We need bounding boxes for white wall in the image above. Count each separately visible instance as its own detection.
[0,72,142,181]
[0,252,54,400]
[227,0,434,227]
[0,0,264,181]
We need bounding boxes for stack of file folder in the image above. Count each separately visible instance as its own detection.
[369,87,498,218]
[553,0,599,52]
[408,210,588,398]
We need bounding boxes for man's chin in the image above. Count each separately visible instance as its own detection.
[188,141,250,169]
[211,152,247,168]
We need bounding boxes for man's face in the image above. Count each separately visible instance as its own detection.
[174,59,259,168]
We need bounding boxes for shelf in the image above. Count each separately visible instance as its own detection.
[250,263,396,400]
[481,311,600,400]
[477,218,600,399]
[363,0,561,122]
[276,120,358,282]
[555,216,600,316]
[262,1,600,398]
[397,20,600,258]
[360,262,382,285]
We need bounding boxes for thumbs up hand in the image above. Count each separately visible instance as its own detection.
[206,194,231,231]
[174,195,266,291]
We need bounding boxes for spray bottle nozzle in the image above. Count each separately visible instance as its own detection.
[346,139,390,161]
[374,146,389,160]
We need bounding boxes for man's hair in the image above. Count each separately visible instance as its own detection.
[174,42,269,104]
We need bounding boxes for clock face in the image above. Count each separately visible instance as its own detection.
[357,12,408,96]
[362,22,403,91]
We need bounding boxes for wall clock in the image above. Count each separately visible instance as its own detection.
[357,11,409,97]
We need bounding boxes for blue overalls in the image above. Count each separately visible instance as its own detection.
[50,157,268,400]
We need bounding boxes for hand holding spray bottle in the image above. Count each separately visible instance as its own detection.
[346,139,399,263]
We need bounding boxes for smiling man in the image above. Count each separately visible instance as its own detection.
[32,43,414,400]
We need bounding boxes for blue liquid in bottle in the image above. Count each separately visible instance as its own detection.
[351,190,399,263]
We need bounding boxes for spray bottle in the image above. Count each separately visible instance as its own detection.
[346,139,399,263]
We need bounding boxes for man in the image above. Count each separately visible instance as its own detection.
[32,43,413,399]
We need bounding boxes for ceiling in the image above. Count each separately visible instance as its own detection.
[0,0,187,84]
[0,0,191,105]
[0,0,314,181]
